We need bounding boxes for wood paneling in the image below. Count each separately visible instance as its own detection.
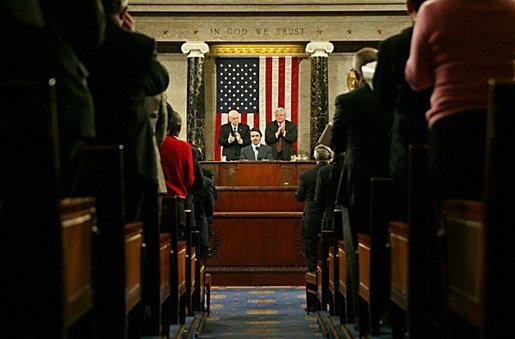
[215,187,303,212]
[209,214,304,266]
[441,200,485,328]
[125,222,143,312]
[203,161,318,285]
[201,161,315,186]
[61,198,96,328]
[159,234,171,302]
[389,221,408,308]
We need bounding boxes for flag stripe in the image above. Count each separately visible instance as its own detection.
[259,57,267,134]
[278,57,285,110]
[265,57,273,125]
[284,57,292,121]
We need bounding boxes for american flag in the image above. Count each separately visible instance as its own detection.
[214,56,299,160]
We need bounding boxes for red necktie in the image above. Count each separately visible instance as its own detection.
[276,137,283,153]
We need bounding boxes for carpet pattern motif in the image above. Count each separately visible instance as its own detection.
[200,286,322,338]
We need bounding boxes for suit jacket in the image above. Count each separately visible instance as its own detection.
[330,83,392,208]
[373,26,431,178]
[265,120,298,160]
[295,163,329,238]
[89,18,169,187]
[315,154,344,231]
[217,123,251,160]
[239,144,274,161]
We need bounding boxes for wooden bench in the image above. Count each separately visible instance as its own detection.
[388,145,442,339]
[185,209,197,316]
[60,198,96,330]
[439,80,515,338]
[1,78,79,337]
[78,146,144,338]
[357,177,394,337]
[159,233,172,335]
[328,208,344,318]
[317,230,333,313]
[335,208,355,325]
[388,221,408,339]
[305,271,320,314]
[161,196,188,325]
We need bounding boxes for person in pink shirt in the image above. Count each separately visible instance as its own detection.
[405,0,515,199]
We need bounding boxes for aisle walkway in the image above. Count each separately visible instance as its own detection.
[200,286,322,338]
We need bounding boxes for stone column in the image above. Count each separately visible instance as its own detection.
[305,41,334,158]
[181,41,210,153]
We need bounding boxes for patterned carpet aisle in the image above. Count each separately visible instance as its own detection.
[200,286,322,338]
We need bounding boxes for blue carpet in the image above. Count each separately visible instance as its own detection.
[200,286,322,338]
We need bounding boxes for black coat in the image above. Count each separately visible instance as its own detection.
[330,83,392,208]
[265,120,298,160]
[315,155,344,231]
[88,18,169,187]
[295,163,329,238]
[373,26,431,178]
[217,123,251,160]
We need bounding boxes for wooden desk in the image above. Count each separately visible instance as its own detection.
[201,161,315,286]
[201,161,314,186]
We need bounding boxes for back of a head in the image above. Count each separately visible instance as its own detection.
[102,0,128,15]
[314,144,333,162]
[168,109,182,136]
[352,47,378,77]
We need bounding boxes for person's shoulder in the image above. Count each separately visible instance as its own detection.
[241,144,252,151]
[319,164,332,175]
[336,90,355,103]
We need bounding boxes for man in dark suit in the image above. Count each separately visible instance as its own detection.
[265,107,298,160]
[240,128,274,161]
[88,0,169,221]
[217,109,251,160]
[330,47,392,323]
[315,152,344,231]
[295,145,333,271]
[373,0,431,221]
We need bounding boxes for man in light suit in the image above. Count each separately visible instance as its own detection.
[217,110,251,160]
[240,128,274,161]
[265,107,298,160]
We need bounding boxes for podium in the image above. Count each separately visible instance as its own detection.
[201,161,315,285]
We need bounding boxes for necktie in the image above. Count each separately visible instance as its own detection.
[275,137,283,153]
[255,146,259,160]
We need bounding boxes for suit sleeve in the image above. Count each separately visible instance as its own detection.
[145,42,169,96]
[374,39,397,111]
[240,147,249,160]
[314,169,327,211]
[265,148,274,160]
[265,122,278,145]
[218,124,232,147]
[284,121,298,144]
[330,95,349,154]
[240,124,251,147]
[295,175,307,202]
[184,144,195,190]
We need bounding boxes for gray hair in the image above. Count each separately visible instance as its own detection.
[314,144,333,161]
[352,47,378,77]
